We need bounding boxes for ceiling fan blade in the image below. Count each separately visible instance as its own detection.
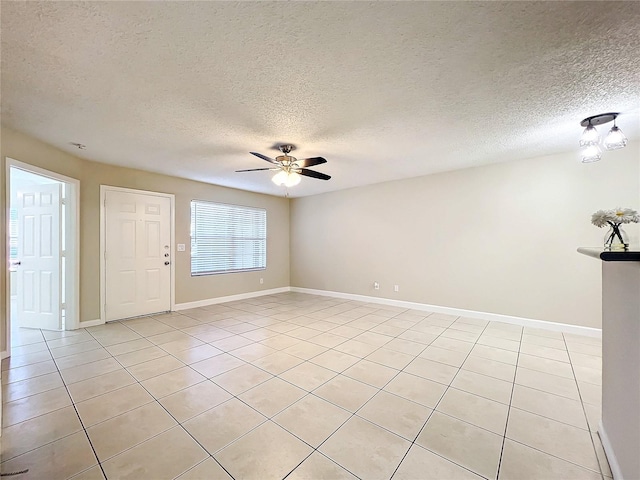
[250,152,279,164]
[298,168,331,180]
[297,157,327,168]
[235,168,277,172]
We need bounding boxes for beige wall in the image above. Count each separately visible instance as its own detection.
[1,126,290,351]
[290,148,640,329]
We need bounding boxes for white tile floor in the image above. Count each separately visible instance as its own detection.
[1,292,610,479]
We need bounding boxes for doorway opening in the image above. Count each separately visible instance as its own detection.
[5,159,80,357]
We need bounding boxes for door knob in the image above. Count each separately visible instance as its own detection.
[164,261,170,266]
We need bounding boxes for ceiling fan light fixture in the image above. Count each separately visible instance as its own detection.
[271,170,289,186]
[284,171,301,187]
[603,124,628,150]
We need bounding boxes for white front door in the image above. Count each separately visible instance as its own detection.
[104,189,171,321]
[16,183,63,330]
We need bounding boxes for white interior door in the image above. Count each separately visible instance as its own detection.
[105,189,171,321]
[16,183,63,330]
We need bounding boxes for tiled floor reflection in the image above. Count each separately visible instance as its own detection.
[1,293,610,479]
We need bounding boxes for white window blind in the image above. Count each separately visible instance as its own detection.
[190,200,266,275]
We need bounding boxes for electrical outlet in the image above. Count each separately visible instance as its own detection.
[394,285,399,292]
[374,281,380,290]
[260,278,264,284]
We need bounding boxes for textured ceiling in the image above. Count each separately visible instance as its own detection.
[2,1,639,197]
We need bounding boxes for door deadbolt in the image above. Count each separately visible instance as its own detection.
[164,261,170,265]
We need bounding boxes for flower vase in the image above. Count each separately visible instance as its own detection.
[604,223,629,251]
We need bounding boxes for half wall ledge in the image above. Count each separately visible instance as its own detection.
[578,247,640,480]
[577,247,640,262]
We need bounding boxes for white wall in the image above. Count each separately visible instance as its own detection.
[290,148,639,329]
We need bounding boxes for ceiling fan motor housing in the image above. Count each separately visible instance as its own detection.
[279,144,295,154]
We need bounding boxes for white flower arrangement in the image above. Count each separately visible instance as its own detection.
[591,207,640,228]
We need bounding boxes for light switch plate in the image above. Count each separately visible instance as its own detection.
[177,244,186,252]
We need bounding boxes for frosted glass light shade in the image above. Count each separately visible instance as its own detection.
[284,172,301,187]
[272,170,288,185]
[603,125,628,150]
[581,144,602,163]
[579,124,600,147]
[272,170,301,187]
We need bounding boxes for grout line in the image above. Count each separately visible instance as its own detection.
[388,315,492,480]
[501,437,606,476]
[281,450,362,480]
[495,322,523,479]
[562,332,608,480]
[84,331,242,478]
[40,329,109,480]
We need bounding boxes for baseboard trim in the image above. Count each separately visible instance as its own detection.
[78,319,103,328]
[74,286,602,337]
[290,287,602,338]
[174,287,292,311]
[0,350,8,360]
[598,421,623,480]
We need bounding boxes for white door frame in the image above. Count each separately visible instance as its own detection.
[4,158,81,357]
[100,185,175,323]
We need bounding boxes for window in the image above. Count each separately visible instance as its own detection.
[190,200,266,275]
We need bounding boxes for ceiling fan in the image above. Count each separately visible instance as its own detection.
[236,144,331,187]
